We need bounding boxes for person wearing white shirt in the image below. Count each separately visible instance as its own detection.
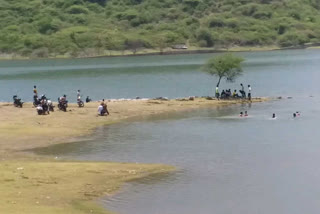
[98,103,104,116]
[248,85,252,101]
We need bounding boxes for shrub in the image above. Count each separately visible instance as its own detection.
[196,29,214,47]
[278,32,309,47]
[31,47,49,58]
[67,5,89,14]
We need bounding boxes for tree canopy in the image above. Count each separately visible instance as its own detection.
[202,53,244,87]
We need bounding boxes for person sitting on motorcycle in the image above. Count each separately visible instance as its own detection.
[41,99,48,112]
[59,95,67,104]
[40,94,47,101]
[13,95,21,102]
[77,90,81,100]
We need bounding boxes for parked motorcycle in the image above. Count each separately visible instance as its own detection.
[13,95,23,108]
[36,105,45,115]
[77,99,84,107]
[58,98,68,112]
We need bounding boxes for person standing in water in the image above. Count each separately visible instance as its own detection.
[272,113,276,118]
[248,85,252,101]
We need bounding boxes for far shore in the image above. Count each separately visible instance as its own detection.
[0,97,267,214]
[1,43,320,61]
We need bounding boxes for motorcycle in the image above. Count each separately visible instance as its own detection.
[58,98,68,112]
[36,101,50,115]
[77,98,84,107]
[13,95,23,108]
[36,105,46,115]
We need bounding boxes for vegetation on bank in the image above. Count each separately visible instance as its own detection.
[1,0,320,58]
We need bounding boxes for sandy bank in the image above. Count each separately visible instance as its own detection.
[0,161,174,214]
[0,97,266,156]
[0,97,266,214]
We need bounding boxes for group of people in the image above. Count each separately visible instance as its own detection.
[97,99,110,116]
[240,111,301,119]
[216,84,252,100]
[272,111,301,119]
[239,111,249,117]
[33,86,53,114]
[29,86,108,116]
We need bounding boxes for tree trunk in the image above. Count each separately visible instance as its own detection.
[216,76,222,87]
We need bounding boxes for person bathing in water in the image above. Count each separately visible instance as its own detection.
[239,111,248,117]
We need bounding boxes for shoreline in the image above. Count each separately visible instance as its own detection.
[0,97,267,154]
[0,97,268,214]
[1,44,320,61]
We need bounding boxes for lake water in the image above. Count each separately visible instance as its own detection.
[1,49,320,102]
[13,49,320,214]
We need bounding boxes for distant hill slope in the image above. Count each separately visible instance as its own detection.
[1,0,320,57]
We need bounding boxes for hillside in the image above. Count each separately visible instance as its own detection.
[1,0,320,58]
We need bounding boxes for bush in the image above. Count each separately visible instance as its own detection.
[31,47,49,58]
[208,17,225,28]
[67,5,89,14]
[278,32,309,47]
[196,29,214,47]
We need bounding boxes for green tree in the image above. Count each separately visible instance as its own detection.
[202,53,244,87]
